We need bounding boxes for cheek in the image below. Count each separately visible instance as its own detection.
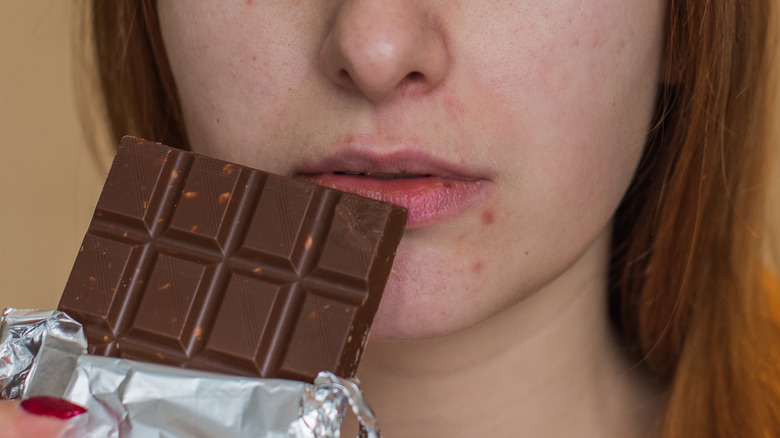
[157,2,318,166]
[463,2,661,211]
[461,2,663,139]
[450,4,664,291]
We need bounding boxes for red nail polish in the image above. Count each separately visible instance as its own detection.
[20,396,87,420]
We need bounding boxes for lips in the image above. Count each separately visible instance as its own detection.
[295,149,491,228]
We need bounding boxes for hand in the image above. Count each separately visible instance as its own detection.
[0,397,86,438]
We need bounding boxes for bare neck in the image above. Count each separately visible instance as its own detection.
[354,231,665,438]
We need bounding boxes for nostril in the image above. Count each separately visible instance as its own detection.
[407,71,424,81]
[334,69,357,92]
[398,71,425,90]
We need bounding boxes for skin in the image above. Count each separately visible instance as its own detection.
[0,1,668,436]
[0,402,68,438]
[155,1,667,436]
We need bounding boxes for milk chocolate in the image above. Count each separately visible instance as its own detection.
[58,137,406,382]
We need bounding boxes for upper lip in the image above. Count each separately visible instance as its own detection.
[294,147,485,181]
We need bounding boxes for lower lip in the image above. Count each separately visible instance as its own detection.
[303,174,490,228]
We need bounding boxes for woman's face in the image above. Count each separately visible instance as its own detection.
[157,0,666,340]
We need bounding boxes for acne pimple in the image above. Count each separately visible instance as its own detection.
[472,261,483,274]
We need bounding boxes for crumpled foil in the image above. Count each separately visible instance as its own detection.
[0,308,87,399]
[1,308,381,438]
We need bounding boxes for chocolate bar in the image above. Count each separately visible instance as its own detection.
[58,137,406,382]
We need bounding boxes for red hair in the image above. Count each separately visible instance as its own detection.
[611,0,780,435]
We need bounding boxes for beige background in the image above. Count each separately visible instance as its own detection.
[1,4,779,311]
[1,2,109,309]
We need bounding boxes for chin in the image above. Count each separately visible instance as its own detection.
[365,281,485,341]
[363,242,494,341]
[367,307,452,341]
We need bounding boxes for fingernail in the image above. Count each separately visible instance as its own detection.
[21,396,87,420]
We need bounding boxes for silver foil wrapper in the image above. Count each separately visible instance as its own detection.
[0,308,87,399]
[1,309,380,437]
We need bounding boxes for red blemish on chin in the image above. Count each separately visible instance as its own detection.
[481,210,495,225]
[472,261,483,274]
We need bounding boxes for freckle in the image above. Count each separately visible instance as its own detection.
[251,55,257,61]
[525,251,529,255]
[472,261,483,274]
[481,210,495,225]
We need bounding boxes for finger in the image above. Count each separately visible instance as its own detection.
[0,397,86,438]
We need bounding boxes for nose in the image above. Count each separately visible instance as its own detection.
[319,0,450,103]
